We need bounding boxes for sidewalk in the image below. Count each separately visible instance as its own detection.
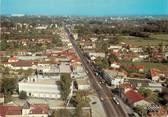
[89,95,106,117]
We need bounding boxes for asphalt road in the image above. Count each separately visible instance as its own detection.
[65,28,128,117]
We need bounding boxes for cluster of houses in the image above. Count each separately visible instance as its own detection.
[0,101,49,117]
[0,27,91,117]
[78,36,168,116]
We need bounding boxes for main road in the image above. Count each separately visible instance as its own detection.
[65,27,128,117]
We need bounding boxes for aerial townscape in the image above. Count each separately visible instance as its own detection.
[0,0,168,117]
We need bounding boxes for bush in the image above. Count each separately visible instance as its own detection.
[19,91,27,99]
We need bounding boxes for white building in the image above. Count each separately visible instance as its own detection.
[76,79,90,90]
[108,45,122,50]
[88,52,105,58]
[103,69,125,86]
[37,62,71,74]
[19,75,61,99]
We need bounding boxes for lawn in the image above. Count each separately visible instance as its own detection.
[120,61,168,72]
[119,34,168,46]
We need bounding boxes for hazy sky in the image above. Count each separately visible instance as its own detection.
[1,0,168,16]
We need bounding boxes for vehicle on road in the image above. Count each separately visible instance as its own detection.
[100,97,104,101]
[92,101,97,104]
[112,96,120,105]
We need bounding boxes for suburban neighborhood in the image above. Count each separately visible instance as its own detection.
[0,14,168,117]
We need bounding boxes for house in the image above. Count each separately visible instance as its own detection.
[8,56,18,63]
[110,62,120,69]
[130,47,143,53]
[108,45,122,50]
[124,89,150,107]
[35,25,48,30]
[90,37,98,42]
[128,65,145,73]
[76,79,90,90]
[37,61,60,74]
[5,60,37,70]
[150,68,164,81]
[19,74,61,99]
[137,82,163,92]
[71,62,88,79]
[103,69,125,86]
[0,102,48,117]
[88,52,105,59]
[16,55,47,61]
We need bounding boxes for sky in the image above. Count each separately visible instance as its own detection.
[1,0,168,16]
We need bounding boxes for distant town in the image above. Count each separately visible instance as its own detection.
[0,16,168,117]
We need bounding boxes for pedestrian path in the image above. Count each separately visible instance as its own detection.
[89,95,107,117]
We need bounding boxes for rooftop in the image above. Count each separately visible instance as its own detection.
[125,89,144,103]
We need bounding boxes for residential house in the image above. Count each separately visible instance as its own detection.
[110,62,120,69]
[8,56,18,63]
[88,52,105,60]
[103,69,126,86]
[128,65,145,73]
[137,82,163,92]
[130,47,143,53]
[0,102,48,117]
[108,45,122,50]
[150,68,164,81]
[123,88,150,107]
[4,60,37,70]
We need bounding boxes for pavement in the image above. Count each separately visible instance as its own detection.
[89,95,106,117]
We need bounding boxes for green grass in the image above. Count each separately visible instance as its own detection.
[119,34,168,46]
[120,61,168,72]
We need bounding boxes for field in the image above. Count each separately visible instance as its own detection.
[119,34,168,46]
[120,61,168,72]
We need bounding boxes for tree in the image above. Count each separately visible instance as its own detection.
[1,78,17,95]
[52,109,71,117]
[19,91,27,99]
[148,92,160,103]
[74,91,90,117]
[0,39,8,51]
[60,73,72,100]
[138,87,152,97]
[95,57,109,68]
[134,105,147,117]
[24,68,34,77]
[138,87,160,102]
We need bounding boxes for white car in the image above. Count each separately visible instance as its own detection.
[112,97,120,105]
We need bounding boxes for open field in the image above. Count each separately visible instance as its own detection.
[120,61,168,72]
[119,34,168,46]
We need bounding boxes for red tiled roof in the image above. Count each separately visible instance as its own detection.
[128,65,144,70]
[0,105,22,116]
[31,104,48,114]
[11,60,33,67]
[125,90,144,103]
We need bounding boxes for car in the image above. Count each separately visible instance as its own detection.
[92,101,97,104]
[112,97,120,105]
[100,97,104,101]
